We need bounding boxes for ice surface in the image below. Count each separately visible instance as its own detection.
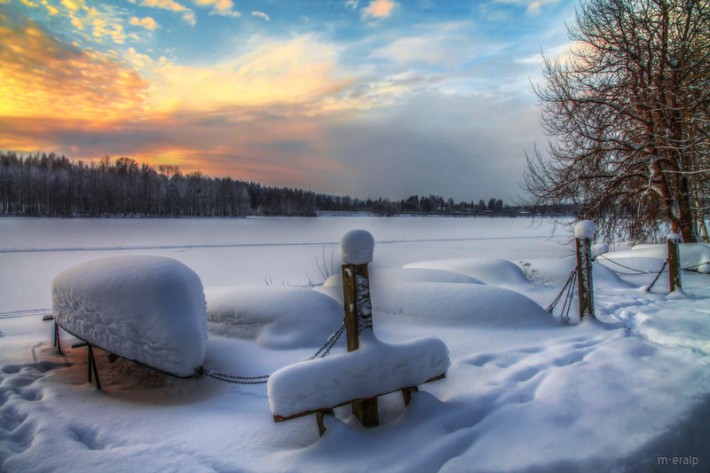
[52,255,207,377]
[268,333,449,418]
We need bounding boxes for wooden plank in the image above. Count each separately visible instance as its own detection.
[272,372,447,423]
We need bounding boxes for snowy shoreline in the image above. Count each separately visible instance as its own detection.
[1,216,708,472]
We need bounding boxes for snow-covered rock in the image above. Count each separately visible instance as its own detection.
[206,286,343,348]
[267,333,449,418]
[52,255,207,377]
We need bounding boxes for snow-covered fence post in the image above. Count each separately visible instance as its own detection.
[340,229,379,427]
[575,221,596,321]
[667,233,682,293]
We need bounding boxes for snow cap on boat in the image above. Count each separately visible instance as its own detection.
[52,255,207,377]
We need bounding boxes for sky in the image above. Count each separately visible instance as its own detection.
[0,0,577,202]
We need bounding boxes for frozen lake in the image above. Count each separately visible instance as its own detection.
[0,216,571,311]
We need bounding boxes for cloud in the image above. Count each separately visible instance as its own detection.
[141,0,196,25]
[492,0,560,14]
[130,16,158,30]
[369,25,474,66]
[42,0,59,15]
[90,14,126,43]
[0,15,148,121]
[362,0,397,19]
[251,11,270,22]
[322,93,543,201]
[146,35,354,113]
[194,0,240,17]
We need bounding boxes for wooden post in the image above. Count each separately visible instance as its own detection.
[667,233,682,293]
[574,221,596,322]
[341,229,379,427]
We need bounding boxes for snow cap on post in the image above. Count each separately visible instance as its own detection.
[341,229,375,265]
[575,220,596,240]
[666,232,681,242]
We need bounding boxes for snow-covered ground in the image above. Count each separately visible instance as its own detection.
[1,216,708,472]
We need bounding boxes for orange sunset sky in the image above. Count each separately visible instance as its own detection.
[0,0,575,201]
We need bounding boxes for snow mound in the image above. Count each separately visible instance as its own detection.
[322,267,484,287]
[602,243,710,273]
[205,286,343,349]
[373,282,555,328]
[268,333,449,418]
[515,257,632,289]
[318,281,553,328]
[405,258,530,286]
[52,255,207,377]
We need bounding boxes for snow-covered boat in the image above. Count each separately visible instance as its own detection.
[52,255,207,378]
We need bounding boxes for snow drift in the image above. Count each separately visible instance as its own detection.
[206,286,343,348]
[52,255,207,377]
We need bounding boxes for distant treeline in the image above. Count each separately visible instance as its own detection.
[0,152,573,218]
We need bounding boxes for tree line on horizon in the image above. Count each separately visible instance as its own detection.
[0,152,570,218]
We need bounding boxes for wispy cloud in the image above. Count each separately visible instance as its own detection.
[251,11,270,22]
[130,16,158,30]
[493,0,560,15]
[0,15,147,121]
[195,0,240,17]
[362,0,397,19]
[146,35,354,113]
[141,0,196,25]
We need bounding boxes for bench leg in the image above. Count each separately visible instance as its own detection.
[54,322,63,355]
[352,398,379,427]
[87,345,102,391]
[401,386,418,406]
[316,410,333,436]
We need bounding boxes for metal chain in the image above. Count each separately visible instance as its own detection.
[198,367,270,384]
[0,308,53,320]
[596,255,653,275]
[199,323,346,385]
[311,324,345,359]
[547,267,577,314]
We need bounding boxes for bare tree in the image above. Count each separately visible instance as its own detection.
[524,0,709,242]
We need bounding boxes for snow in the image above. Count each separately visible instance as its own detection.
[574,220,596,239]
[268,333,449,418]
[52,255,207,377]
[206,286,342,348]
[404,257,532,287]
[1,216,709,472]
[600,242,710,273]
[340,229,375,264]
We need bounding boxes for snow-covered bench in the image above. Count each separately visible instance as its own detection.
[267,334,449,435]
[52,255,207,387]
